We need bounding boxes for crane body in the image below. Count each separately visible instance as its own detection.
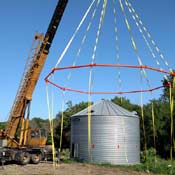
[0,0,68,165]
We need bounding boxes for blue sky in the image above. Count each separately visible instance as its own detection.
[0,0,175,121]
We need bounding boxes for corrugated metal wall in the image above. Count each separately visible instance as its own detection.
[71,115,140,165]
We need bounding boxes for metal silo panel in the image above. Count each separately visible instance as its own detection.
[71,100,140,165]
[91,116,118,164]
[91,116,140,164]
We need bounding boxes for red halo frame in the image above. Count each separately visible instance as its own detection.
[45,63,174,95]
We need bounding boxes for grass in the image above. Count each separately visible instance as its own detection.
[93,158,175,175]
[61,148,175,175]
[109,159,174,174]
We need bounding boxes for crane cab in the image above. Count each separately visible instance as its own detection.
[26,128,47,148]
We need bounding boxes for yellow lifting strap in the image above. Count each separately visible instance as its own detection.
[59,93,65,155]
[139,70,149,170]
[169,77,175,160]
[151,101,157,167]
[87,99,92,161]
[87,0,108,161]
[46,83,56,165]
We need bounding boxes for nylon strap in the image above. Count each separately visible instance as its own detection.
[67,0,101,82]
[112,0,123,102]
[55,0,96,68]
[119,0,151,90]
[59,92,65,155]
[87,0,108,161]
[169,77,174,160]
[125,0,172,73]
[151,102,157,166]
[46,83,56,166]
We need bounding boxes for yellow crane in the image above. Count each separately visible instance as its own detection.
[0,0,68,165]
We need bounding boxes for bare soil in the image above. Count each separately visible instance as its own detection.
[0,162,158,175]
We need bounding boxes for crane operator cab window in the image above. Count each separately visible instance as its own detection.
[31,129,47,138]
[40,129,47,138]
[31,130,39,138]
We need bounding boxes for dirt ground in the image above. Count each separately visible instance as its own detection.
[0,162,159,175]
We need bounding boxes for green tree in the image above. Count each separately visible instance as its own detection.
[0,122,6,130]
[143,99,171,158]
[111,96,140,113]
[30,117,50,129]
[141,73,175,158]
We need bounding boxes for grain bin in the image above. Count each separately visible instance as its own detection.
[70,99,140,165]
